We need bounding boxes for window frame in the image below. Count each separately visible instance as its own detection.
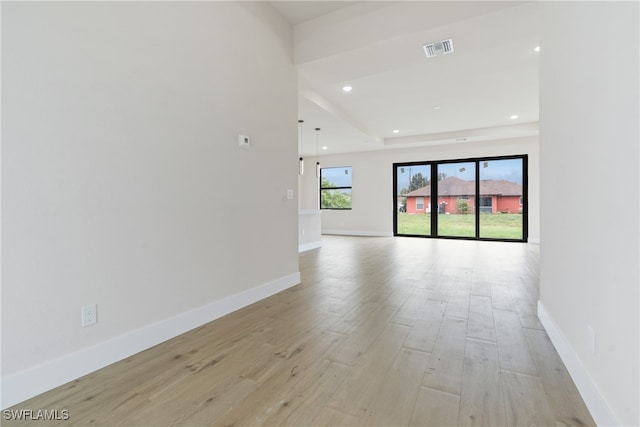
[393,154,528,242]
[320,166,353,210]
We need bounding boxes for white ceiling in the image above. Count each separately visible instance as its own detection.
[271,1,540,156]
[270,1,362,25]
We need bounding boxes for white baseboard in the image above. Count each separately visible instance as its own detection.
[322,229,393,237]
[537,301,620,427]
[0,272,301,410]
[299,240,322,252]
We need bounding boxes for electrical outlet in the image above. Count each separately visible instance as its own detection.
[82,304,97,328]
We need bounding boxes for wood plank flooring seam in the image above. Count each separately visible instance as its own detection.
[421,385,461,398]
[464,336,498,345]
[499,367,540,378]
[400,346,432,355]
[443,313,469,321]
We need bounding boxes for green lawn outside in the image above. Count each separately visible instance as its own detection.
[397,213,431,236]
[397,212,523,239]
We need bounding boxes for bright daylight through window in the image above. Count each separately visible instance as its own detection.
[394,155,527,241]
[320,167,352,209]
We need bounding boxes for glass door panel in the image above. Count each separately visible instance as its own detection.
[436,162,476,237]
[394,155,526,241]
[479,159,523,239]
[396,164,431,235]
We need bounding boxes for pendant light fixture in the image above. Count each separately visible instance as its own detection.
[315,127,321,178]
[298,119,304,175]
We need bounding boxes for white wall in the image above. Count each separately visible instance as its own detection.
[1,2,298,407]
[300,137,539,241]
[539,2,639,426]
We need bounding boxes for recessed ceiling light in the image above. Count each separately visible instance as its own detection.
[342,85,353,92]
[433,106,441,110]
[533,46,541,52]
[393,129,400,134]
[510,114,519,120]
[321,146,328,150]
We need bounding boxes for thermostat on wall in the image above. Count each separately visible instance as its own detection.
[238,134,250,148]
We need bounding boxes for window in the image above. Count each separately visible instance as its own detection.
[480,196,493,213]
[437,162,476,237]
[320,167,352,209]
[395,164,431,235]
[479,158,523,239]
[393,155,527,241]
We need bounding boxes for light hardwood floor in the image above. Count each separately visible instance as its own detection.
[5,236,595,426]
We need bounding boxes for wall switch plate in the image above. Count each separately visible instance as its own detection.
[82,304,97,327]
[287,189,294,200]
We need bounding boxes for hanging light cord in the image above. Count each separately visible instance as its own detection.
[298,119,304,175]
[315,127,321,178]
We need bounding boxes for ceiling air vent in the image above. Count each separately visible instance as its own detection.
[423,39,454,58]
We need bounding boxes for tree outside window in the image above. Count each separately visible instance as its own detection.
[320,167,352,209]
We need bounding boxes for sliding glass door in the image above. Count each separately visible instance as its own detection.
[393,155,527,242]
[479,158,524,240]
[436,162,476,238]
[395,164,431,236]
